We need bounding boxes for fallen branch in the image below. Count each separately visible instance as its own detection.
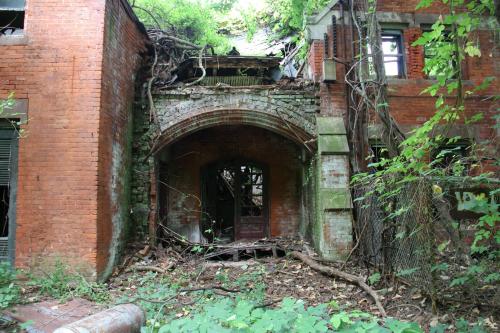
[185,45,207,87]
[127,265,166,274]
[253,298,283,309]
[122,285,242,305]
[290,251,386,317]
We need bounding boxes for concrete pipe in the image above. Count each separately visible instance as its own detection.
[53,304,145,333]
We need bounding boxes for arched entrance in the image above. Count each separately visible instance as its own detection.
[156,125,308,244]
[202,160,269,242]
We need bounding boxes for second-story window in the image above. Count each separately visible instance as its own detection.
[368,31,405,78]
[0,0,25,36]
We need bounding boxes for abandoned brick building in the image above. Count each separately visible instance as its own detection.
[0,0,497,280]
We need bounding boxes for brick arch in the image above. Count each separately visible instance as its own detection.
[152,88,319,152]
[153,108,316,153]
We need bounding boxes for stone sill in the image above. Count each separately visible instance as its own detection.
[0,35,29,46]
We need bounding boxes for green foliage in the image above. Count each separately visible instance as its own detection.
[265,0,330,38]
[30,261,109,303]
[0,262,20,309]
[118,271,178,323]
[133,0,230,52]
[0,93,15,116]
[352,0,498,296]
[148,297,487,333]
[367,272,381,285]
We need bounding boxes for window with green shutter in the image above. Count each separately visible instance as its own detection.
[0,122,18,263]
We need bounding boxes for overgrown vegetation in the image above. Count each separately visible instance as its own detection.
[132,0,331,55]
[155,298,490,333]
[0,262,20,310]
[28,261,109,303]
[351,0,498,313]
[132,0,230,52]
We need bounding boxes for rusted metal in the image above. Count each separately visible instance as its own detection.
[53,304,145,333]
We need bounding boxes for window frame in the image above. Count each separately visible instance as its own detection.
[0,0,26,37]
[367,30,407,79]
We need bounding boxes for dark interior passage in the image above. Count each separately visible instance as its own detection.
[157,125,306,243]
[203,162,267,243]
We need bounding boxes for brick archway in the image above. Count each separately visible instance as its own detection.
[152,87,319,153]
[153,108,316,153]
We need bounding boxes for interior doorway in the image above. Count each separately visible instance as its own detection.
[202,161,269,243]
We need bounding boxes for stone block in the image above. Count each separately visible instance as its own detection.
[316,117,346,135]
[320,155,349,188]
[318,135,349,154]
[320,188,352,210]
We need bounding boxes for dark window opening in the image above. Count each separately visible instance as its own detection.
[239,166,263,217]
[368,32,405,78]
[214,167,237,243]
[0,122,17,262]
[0,186,9,237]
[432,139,471,175]
[0,0,25,35]
[202,161,268,243]
[369,141,389,171]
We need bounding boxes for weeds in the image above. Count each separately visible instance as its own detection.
[30,261,109,303]
[0,262,20,309]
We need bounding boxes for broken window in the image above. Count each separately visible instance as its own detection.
[202,161,268,243]
[368,31,405,78]
[0,0,25,36]
[239,166,263,217]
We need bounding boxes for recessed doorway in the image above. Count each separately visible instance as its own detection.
[202,161,269,243]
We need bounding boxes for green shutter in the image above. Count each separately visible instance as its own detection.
[0,124,17,262]
[0,139,12,186]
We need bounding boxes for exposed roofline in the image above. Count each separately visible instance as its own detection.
[306,0,340,25]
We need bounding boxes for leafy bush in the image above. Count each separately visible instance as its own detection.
[132,0,230,52]
[0,262,20,309]
[146,297,487,333]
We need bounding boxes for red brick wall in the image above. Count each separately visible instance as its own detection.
[162,126,304,239]
[97,0,147,279]
[376,0,449,13]
[308,20,497,161]
[0,0,147,278]
[308,40,324,82]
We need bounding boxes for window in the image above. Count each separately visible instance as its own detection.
[431,139,471,175]
[368,31,405,78]
[239,166,263,217]
[0,0,25,36]
[0,121,18,262]
[369,141,389,171]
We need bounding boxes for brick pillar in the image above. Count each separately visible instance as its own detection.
[308,40,325,82]
[404,28,425,79]
[313,117,353,259]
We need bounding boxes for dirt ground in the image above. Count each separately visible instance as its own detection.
[3,241,498,332]
[106,245,498,331]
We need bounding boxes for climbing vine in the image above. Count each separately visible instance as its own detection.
[351,0,499,312]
